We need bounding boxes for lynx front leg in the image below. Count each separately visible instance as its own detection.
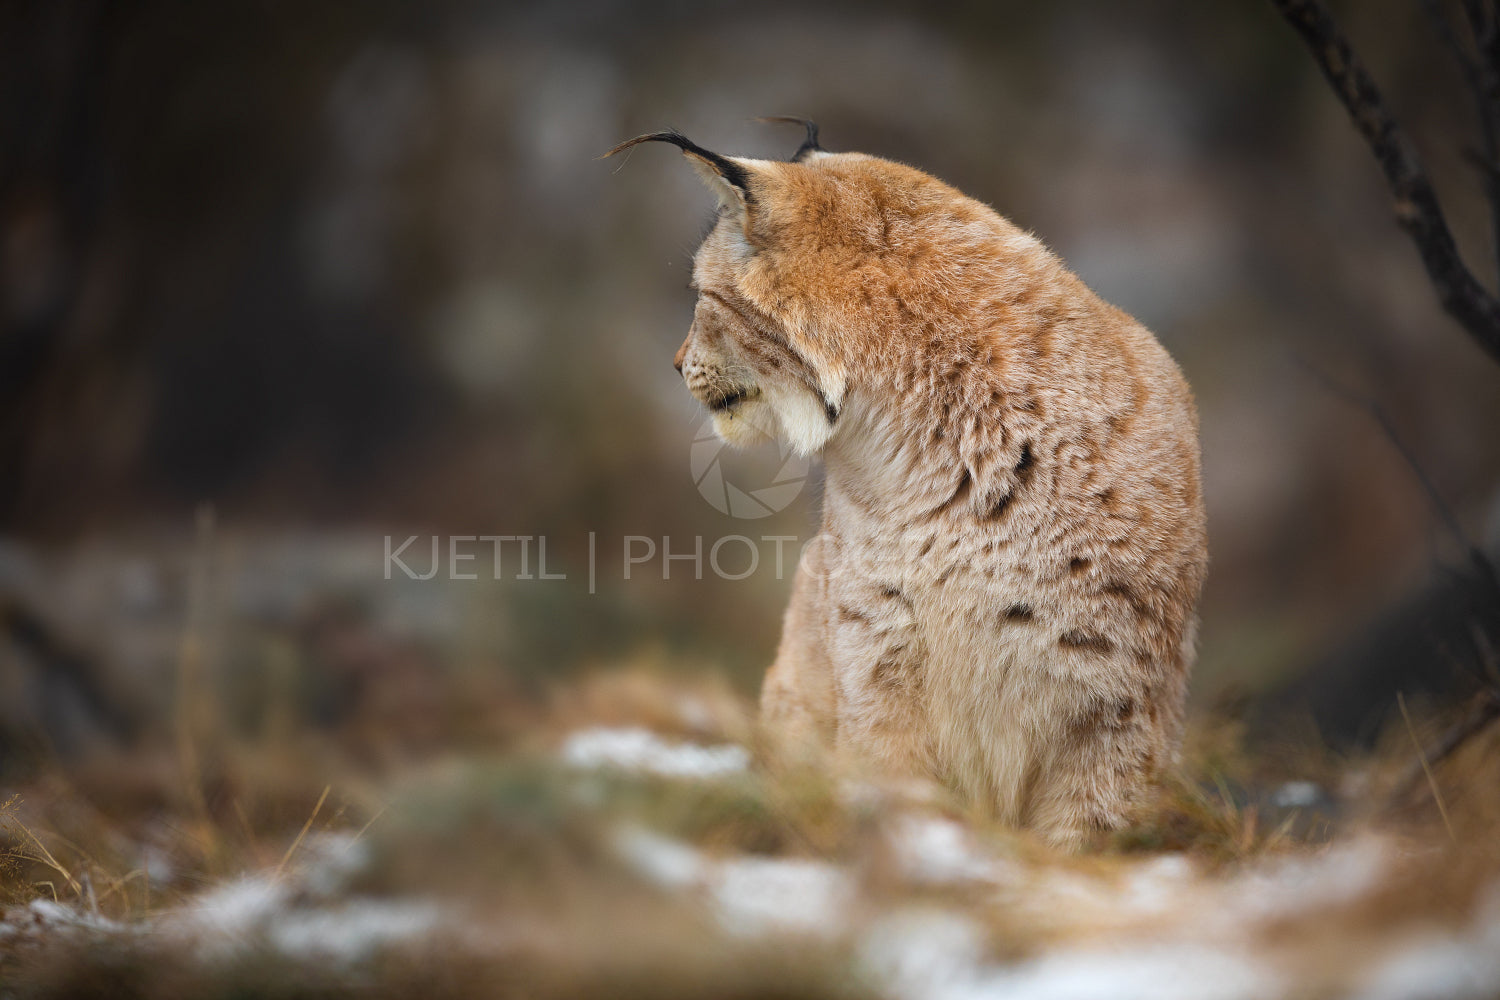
[827,580,936,783]
[1022,689,1167,849]
[760,547,836,761]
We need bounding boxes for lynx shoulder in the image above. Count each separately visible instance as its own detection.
[609,122,1208,847]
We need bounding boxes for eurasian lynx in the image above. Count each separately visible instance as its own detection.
[609,121,1207,847]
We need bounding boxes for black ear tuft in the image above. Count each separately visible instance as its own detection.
[603,129,751,195]
[756,116,824,162]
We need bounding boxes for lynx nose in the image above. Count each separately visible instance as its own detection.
[673,337,689,374]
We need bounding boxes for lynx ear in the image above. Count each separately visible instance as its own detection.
[755,116,825,162]
[604,130,754,217]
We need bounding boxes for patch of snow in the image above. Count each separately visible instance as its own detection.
[612,825,706,889]
[183,876,291,942]
[22,898,125,935]
[1354,884,1500,1000]
[174,873,447,965]
[862,909,1280,1000]
[954,943,1285,1000]
[1356,934,1500,1000]
[1116,853,1196,914]
[860,909,989,998]
[300,832,373,897]
[889,814,1004,886]
[609,824,851,938]
[1232,836,1389,921]
[889,817,1199,923]
[561,726,750,779]
[711,855,852,937]
[269,900,444,963]
[1271,781,1324,809]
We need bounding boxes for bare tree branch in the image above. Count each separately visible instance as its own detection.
[1458,1,1500,176]
[1270,0,1500,365]
[1420,0,1500,290]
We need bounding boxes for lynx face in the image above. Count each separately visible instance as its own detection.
[662,138,856,456]
[608,121,1208,849]
[675,216,834,453]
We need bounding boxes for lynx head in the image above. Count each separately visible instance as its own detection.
[606,119,1009,456]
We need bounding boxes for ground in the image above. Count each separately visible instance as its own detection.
[2,536,1499,1000]
[3,663,1500,1000]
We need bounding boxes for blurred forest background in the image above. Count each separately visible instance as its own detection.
[3,0,1500,775]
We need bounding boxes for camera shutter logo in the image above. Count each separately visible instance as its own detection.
[691,416,809,518]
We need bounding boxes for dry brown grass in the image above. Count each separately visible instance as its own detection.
[2,657,1498,1000]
